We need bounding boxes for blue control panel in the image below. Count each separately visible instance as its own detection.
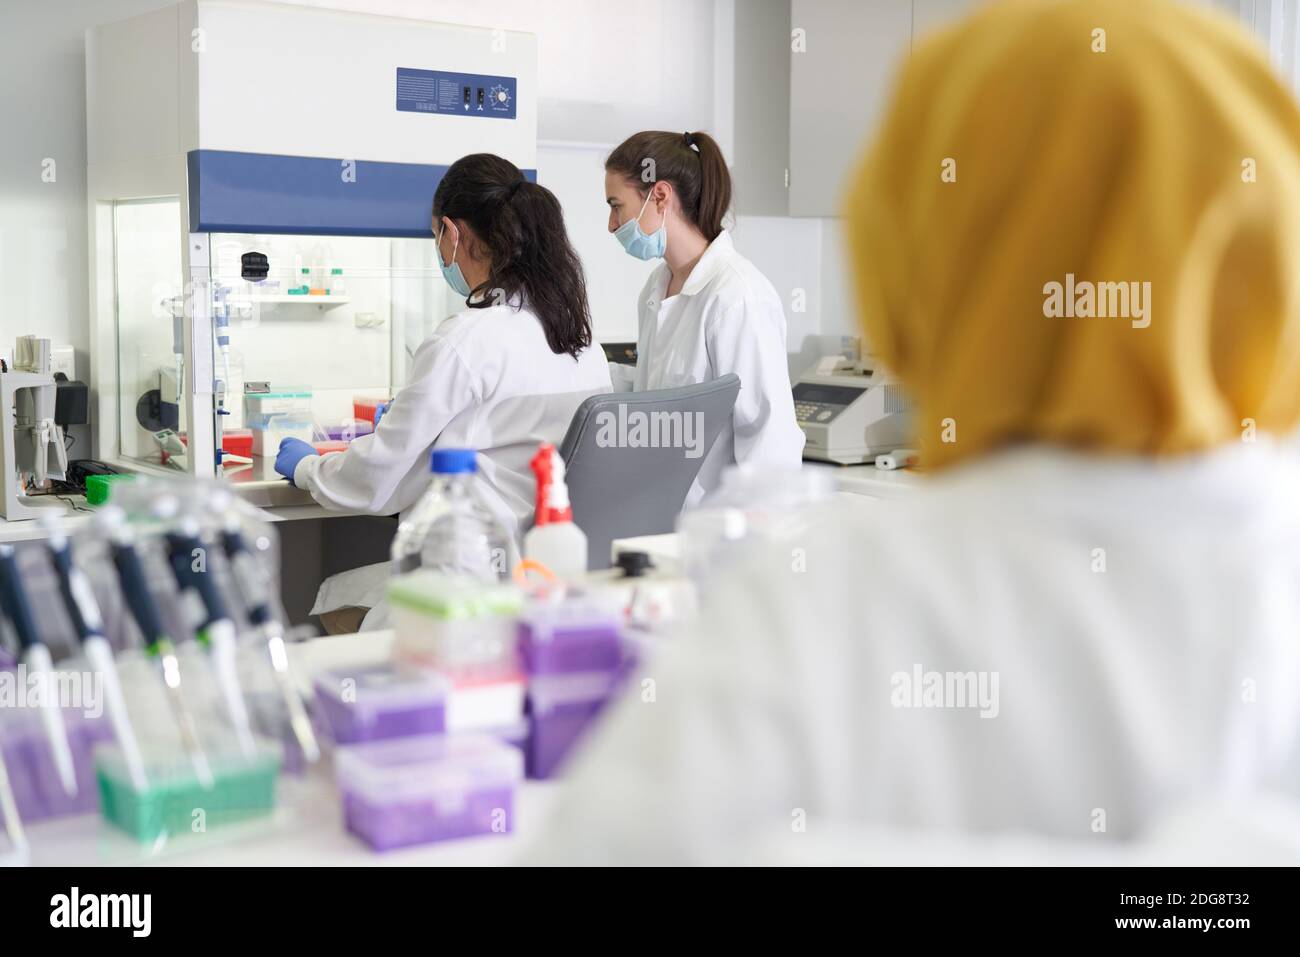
[396,68,517,119]
[188,150,536,238]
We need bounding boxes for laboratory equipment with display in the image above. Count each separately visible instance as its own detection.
[794,355,913,466]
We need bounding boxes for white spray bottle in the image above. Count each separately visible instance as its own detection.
[524,443,587,581]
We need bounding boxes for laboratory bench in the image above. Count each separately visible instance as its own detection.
[21,630,557,867]
[0,496,92,543]
[0,481,390,628]
[803,460,922,499]
[215,462,925,624]
[11,465,920,864]
[0,498,368,545]
[0,461,919,626]
[608,464,921,573]
[23,775,555,866]
[0,484,339,533]
[0,459,920,533]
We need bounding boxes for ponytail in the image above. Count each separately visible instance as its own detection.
[433,153,593,359]
[605,130,732,240]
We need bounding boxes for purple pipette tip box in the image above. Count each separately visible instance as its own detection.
[342,787,515,851]
[524,669,626,780]
[517,605,623,676]
[324,419,373,441]
[314,663,448,745]
[0,710,112,823]
[335,733,522,851]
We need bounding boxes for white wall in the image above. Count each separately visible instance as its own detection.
[1,0,841,405]
[0,0,179,455]
[730,215,852,377]
[1192,0,1300,93]
[535,143,657,343]
[0,0,726,360]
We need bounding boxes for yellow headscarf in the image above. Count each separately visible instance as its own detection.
[847,0,1300,469]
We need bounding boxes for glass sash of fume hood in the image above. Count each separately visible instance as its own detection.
[111,221,443,482]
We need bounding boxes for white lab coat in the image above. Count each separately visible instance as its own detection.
[611,230,805,502]
[297,299,611,621]
[526,443,1300,864]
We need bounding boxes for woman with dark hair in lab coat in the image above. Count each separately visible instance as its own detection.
[604,131,805,502]
[275,153,611,632]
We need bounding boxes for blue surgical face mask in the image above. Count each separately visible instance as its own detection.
[437,223,472,298]
[613,189,666,261]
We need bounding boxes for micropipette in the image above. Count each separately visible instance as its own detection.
[40,514,148,791]
[220,518,319,763]
[0,545,78,797]
[0,747,27,862]
[107,513,214,789]
[164,518,257,758]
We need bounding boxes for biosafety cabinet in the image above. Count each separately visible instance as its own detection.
[87,0,537,499]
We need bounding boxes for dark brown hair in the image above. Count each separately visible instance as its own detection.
[433,153,592,359]
[605,131,731,241]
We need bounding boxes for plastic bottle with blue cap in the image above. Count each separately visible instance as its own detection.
[390,448,512,580]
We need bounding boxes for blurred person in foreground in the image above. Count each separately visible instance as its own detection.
[526,0,1300,864]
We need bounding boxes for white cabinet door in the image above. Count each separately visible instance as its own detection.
[731,0,794,216]
[788,0,913,217]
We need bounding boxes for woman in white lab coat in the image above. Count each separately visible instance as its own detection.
[276,153,611,631]
[603,131,804,501]
[527,0,1300,863]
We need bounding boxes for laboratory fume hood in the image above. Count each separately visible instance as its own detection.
[87,0,537,503]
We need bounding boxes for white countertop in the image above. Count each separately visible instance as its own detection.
[0,461,920,544]
[805,461,922,498]
[11,463,920,863]
[0,496,93,543]
[20,630,555,866]
[24,770,555,867]
[0,495,360,545]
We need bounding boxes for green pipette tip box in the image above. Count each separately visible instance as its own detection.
[95,747,281,843]
[84,473,134,506]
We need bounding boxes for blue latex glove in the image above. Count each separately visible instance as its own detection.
[275,437,318,486]
[373,401,389,427]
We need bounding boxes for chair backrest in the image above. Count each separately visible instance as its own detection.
[558,374,741,569]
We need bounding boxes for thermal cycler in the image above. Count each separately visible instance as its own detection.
[794,361,912,466]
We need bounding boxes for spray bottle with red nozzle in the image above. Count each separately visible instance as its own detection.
[524,443,588,581]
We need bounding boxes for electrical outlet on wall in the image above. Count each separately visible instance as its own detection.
[52,345,76,379]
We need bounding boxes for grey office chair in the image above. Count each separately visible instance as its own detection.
[558,374,741,569]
